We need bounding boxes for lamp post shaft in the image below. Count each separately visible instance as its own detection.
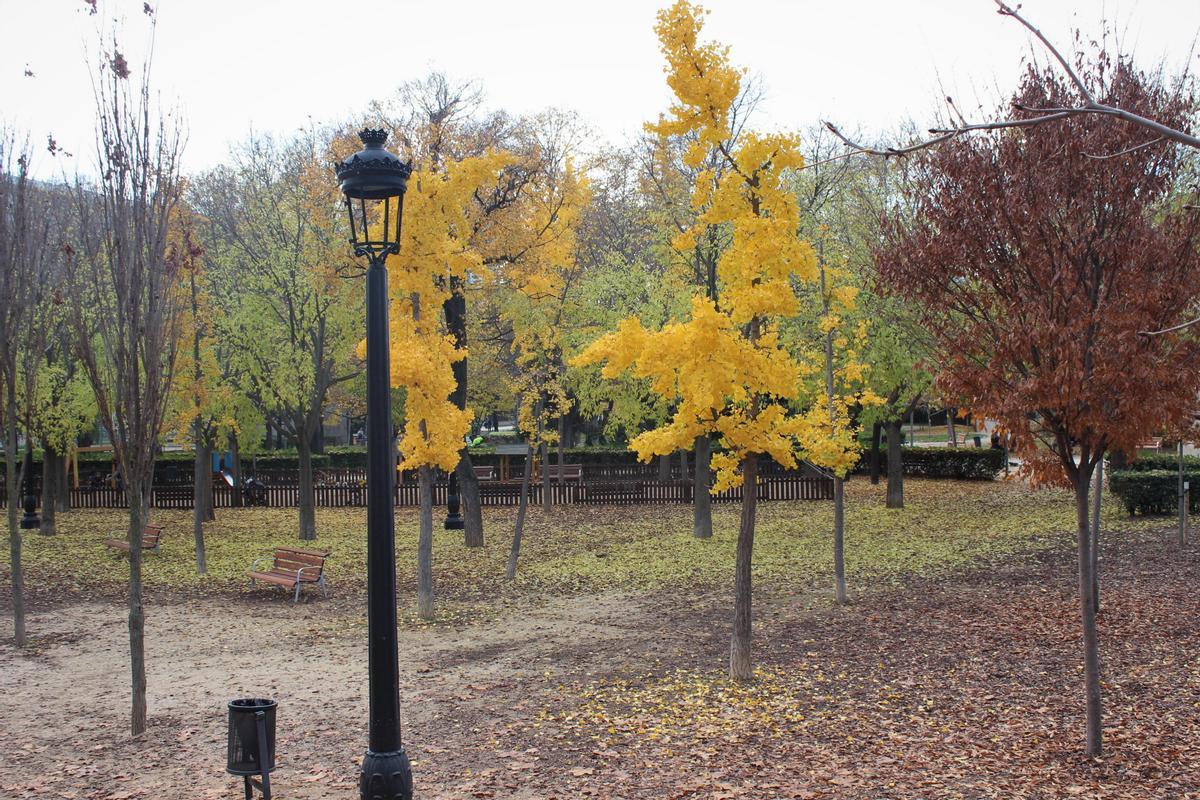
[361,253,412,799]
[442,280,466,530]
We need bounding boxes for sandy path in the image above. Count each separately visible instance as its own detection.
[0,592,658,799]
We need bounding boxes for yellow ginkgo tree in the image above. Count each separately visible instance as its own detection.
[498,160,588,576]
[380,149,509,619]
[573,0,864,680]
[787,235,880,605]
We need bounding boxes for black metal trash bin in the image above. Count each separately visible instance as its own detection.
[227,698,277,776]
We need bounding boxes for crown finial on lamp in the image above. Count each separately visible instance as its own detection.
[358,128,388,147]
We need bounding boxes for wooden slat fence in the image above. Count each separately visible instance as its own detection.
[0,472,832,509]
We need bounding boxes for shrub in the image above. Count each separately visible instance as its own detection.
[1120,453,1200,472]
[1108,468,1200,515]
[854,446,1005,480]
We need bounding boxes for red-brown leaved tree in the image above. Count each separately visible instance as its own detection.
[876,54,1200,757]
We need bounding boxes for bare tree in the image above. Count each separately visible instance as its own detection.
[0,131,56,647]
[68,36,184,736]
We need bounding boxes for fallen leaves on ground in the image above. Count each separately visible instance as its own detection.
[1,479,1196,799]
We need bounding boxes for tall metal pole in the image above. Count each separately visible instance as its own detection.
[360,252,412,799]
[442,278,465,531]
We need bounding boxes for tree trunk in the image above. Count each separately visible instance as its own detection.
[833,476,847,605]
[456,451,484,548]
[1091,458,1102,613]
[126,483,149,737]
[885,420,904,509]
[200,440,215,522]
[658,453,671,482]
[417,465,434,620]
[730,455,758,682]
[556,414,566,483]
[5,429,25,646]
[869,422,882,485]
[506,443,534,581]
[1074,471,1103,757]
[228,430,243,508]
[297,433,317,540]
[946,407,957,447]
[57,450,71,512]
[40,445,59,536]
[192,433,208,574]
[678,449,689,481]
[693,434,712,539]
[540,440,551,513]
[1179,440,1187,547]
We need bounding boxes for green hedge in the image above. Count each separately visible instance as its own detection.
[1120,453,1200,472]
[1109,469,1199,515]
[854,446,1005,480]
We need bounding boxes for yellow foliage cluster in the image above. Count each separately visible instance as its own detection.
[574,0,843,491]
[498,161,590,447]
[382,150,513,470]
[796,251,884,477]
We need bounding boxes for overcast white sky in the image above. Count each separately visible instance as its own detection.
[3,0,1199,178]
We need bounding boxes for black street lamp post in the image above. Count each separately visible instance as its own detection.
[336,128,414,800]
[443,280,466,531]
[19,437,40,531]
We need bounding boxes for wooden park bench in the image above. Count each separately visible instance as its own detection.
[104,525,163,555]
[1138,437,1164,452]
[534,463,584,483]
[248,547,330,603]
[473,465,496,481]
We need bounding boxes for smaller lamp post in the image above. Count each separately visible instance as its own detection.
[19,438,40,531]
[442,283,466,531]
[336,128,414,800]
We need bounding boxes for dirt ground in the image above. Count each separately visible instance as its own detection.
[2,517,1199,799]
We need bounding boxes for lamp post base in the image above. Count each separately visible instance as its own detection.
[444,470,465,530]
[359,749,412,800]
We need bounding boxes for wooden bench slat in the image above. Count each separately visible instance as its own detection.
[274,547,329,558]
[248,571,299,588]
[270,557,326,568]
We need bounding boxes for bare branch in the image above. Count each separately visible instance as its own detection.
[993,0,1095,103]
[1138,315,1200,337]
[823,122,958,157]
[825,4,1200,157]
[1083,136,1165,160]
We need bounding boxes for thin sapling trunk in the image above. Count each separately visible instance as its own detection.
[693,434,713,539]
[869,422,882,485]
[40,445,58,536]
[296,431,316,540]
[885,419,904,509]
[506,443,534,581]
[730,454,758,682]
[457,452,484,548]
[1074,469,1103,757]
[417,464,435,620]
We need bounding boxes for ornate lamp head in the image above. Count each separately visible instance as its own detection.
[335,129,412,261]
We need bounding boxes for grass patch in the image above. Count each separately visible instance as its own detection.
[7,478,1157,603]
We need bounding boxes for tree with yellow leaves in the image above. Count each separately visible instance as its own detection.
[574,0,853,680]
[499,155,587,574]
[382,149,509,619]
[786,235,879,605]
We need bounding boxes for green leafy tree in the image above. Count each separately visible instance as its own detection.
[193,130,361,541]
